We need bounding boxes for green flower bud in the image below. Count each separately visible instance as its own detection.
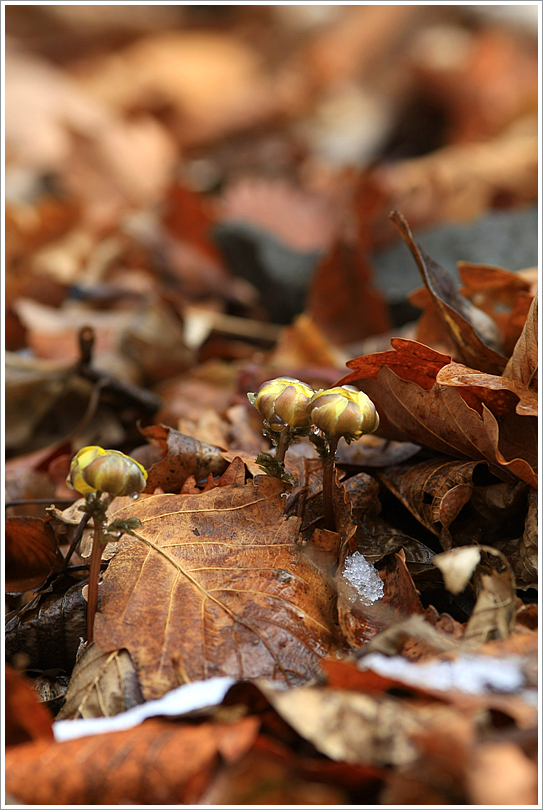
[309,385,379,439]
[66,446,147,497]
[249,377,315,429]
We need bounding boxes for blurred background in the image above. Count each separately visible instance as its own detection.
[5,3,539,456]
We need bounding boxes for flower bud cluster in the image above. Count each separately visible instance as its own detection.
[66,446,147,497]
[248,378,379,441]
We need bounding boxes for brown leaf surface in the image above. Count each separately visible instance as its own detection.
[339,338,537,487]
[457,262,535,354]
[306,236,391,346]
[5,665,55,748]
[390,210,508,374]
[56,643,144,720]
[257,680,473,769]
[377,456,483,549]
[5,517,64,594]
[95,475,339,699]
[141,423,229,493]
[5,716,260,805]
[502,292,538,389]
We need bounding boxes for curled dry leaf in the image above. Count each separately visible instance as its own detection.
[339,338,537,488]
[6,579,87,672]
[95,475,339,699]
[435,545,517,645]
[377,456,484,550]
[517,488,538,586]
[457,262,535,354]
[56,643,144,720]
[141,423,229,493]
[502,293,538,389]
[5,716,260,806]
[390,210,507,374]
[5,516,64,594]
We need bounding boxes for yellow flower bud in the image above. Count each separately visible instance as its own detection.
[250,377,315,429]
[66,446,147,497]
[309,385,379,439]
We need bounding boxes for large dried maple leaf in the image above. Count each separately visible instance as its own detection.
[338,338,537,488]
[95,475,339,699]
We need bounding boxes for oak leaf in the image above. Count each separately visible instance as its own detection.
[95,475,339,699]
[339,338,537,488]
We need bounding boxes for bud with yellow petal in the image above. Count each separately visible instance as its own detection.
[66,446,147,497]
[248,377,315,479]
[309,385,379,440]
[249,377,315,430]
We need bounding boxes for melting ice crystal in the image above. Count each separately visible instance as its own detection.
[343,551,384,605]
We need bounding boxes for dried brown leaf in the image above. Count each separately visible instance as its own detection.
[5,665,55,748]
[56,643,144,720]
[339,338,537,487]
[306,236,390,346]
[377,456,483,549]
[5,716,260,805]
[6,579,87,672]
[390,210,507,374]
[95,476,339,699]
[435,546,517,645]
[458,262,535,354]
[5,516,64,594]
[257,680,463,769]
[502,292,538,389]
[141,423,229,493]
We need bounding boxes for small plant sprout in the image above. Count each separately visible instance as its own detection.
[308,385,380,531]
[248,377,315,482]
[66,446,148,643]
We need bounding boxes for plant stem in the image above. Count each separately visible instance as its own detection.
[322,435,339,532]
[275,428,290,463]
[85,493,112,644]
[86,520,103,644]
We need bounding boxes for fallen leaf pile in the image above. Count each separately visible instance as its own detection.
[4,5,538,806]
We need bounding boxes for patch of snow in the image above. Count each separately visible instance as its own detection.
[53,676,235,742]
[343,551,384,606]
[359,652,527,695]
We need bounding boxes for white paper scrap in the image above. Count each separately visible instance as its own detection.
[53,676,236,742]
